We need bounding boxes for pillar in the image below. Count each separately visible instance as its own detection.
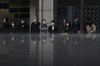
[39,0,54,25]
[30,0,37,24]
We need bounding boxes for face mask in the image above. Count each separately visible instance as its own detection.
[67,23,69,26]
[21,20,25,24]
[75,19,78,22]
[12,22,14,25]
[43,21,46,24]
[33,19,36,22]
[51,23,54,26]
[11,22,15,28]
[63,20,66,23]
[3,19,6,23]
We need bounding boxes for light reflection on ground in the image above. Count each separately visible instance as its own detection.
[0,33,100,66]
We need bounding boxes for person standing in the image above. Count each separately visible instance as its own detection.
[85,21,97,39]
[63,19,71,33]
[48,20,58,33]
[72,17,80,33]
[9,21,16,33]
[31,18,40,33]
[85,20,96,33]
[85,24,91,33]
[19,19,28,32]
[40,19,48,43]
[90,23,96,33]
[2,18,9,32]
[40,19,48,32]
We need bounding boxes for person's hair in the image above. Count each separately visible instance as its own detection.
[42,19,46,22]
[51,20,55,23]
[63,19,70,24]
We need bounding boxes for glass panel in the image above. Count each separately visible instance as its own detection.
[84,0,100,32]
[0,0,30,33]
[56,0,81,32]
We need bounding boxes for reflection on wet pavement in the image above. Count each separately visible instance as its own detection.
[0,33,100,66]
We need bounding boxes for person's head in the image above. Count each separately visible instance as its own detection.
[63,19,69,24]
[11,22,15,26]
[21,20,25,24]
[3,18,7,23]
[63,19,70,26]
[91,24,95,26]
[91,24,96,29]
[3,18,6,23]
[42,19,46,24]
[75,18,78,22]
[86,25,91,32]
[51,20,55,26]
[51,22,55,26]
[33,18,37,23]
[63,19,67,24]
[86,25,90,29]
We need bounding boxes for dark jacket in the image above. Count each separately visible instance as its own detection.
[48,25,58,33]
[2,22,9,32]
[72,20,80,33]
[40,23,48,32]
[31,22,40,33]
[9,22,17,32]
[63,23,71,33]
[19,22,29,32]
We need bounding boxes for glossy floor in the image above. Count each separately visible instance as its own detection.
[0,33,100,66]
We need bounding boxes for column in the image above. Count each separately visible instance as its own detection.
[30,0,37,65]
[30,0,36,24]
[39,0,54,25]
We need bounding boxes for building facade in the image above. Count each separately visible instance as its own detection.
[31,0,100,32]
[0,0,100,32]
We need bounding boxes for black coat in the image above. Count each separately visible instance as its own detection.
[72,21,80,33]
[31,22,40,33]
[2,22,9,32]
[40,24,48,32]
[63,23,71,33]
[19,23,29,32]
[48,25,58,33]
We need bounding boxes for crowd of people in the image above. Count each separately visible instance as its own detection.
[0,17,97,34]
[31,17,97,34]
[0,18,29,33]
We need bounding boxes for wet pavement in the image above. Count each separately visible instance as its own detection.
[0,33,100,66]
